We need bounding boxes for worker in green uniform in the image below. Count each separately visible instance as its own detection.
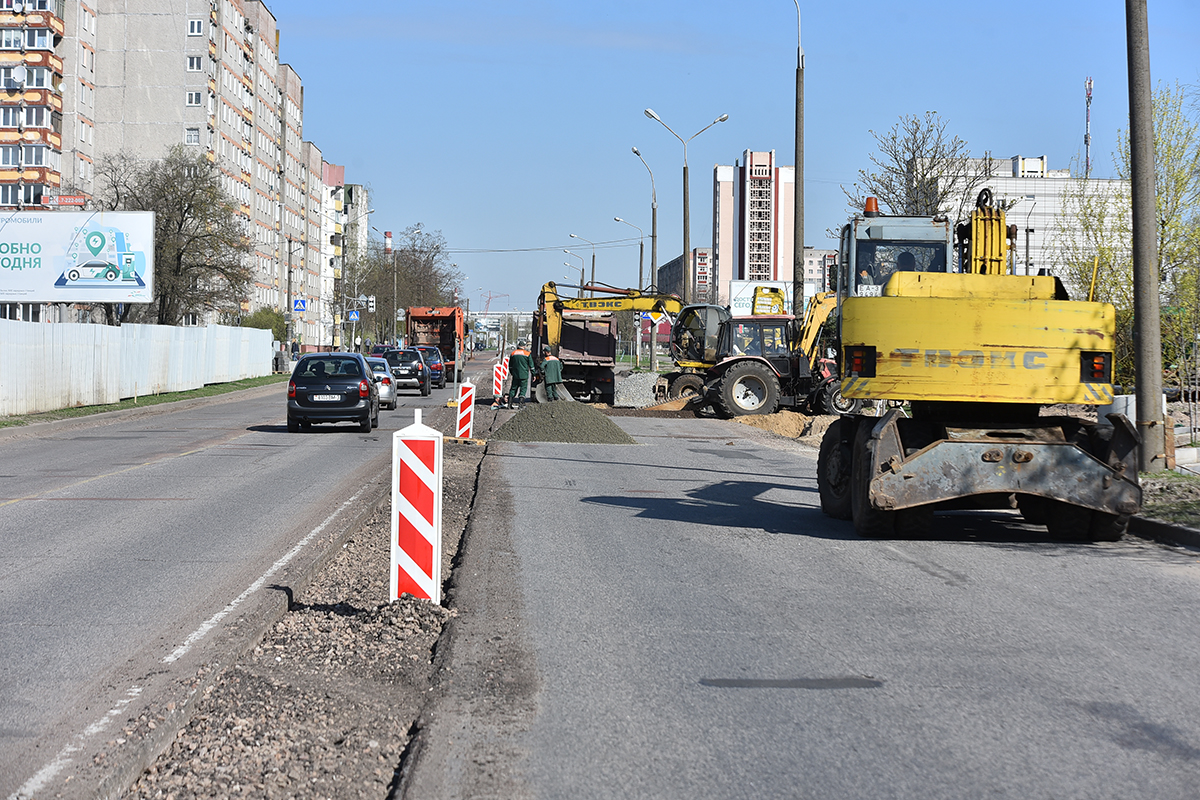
[539,345,563,401]
[505,341,534,408]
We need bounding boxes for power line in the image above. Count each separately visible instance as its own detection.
[445,236,641,255]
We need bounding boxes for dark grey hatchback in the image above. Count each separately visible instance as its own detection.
[287,352,380,432]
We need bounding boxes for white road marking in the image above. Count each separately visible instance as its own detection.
[10,485,368,798]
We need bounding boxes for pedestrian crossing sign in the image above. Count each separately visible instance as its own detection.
[348,310,360,321]
[293,299,306,312]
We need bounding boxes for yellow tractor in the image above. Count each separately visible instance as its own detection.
[817,191,1141,540]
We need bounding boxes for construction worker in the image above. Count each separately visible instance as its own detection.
[505,340,534,408]
[539,345,563,401]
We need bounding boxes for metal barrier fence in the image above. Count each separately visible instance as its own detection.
[0,320,273,416]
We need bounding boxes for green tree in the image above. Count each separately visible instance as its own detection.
[1052,81,1200,384]
[843,112,996,223]
[96,146,252,326]
[242,307,286,343]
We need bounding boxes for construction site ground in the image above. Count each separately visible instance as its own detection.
[113,394,1200,799]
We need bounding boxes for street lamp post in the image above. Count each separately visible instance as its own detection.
[614,217,644,292]
[569,233,596,297]
[631,147,657,288]
[563,250,585,298]
[615,216,646,370]
[792,0,805,317]
[644,109,728,304]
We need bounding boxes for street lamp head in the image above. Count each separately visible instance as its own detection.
[569,233,579,240]
[631,146,641,156]
[614,217,622,222]
[644,108,660,122]
[563,249,571,255]
[715,113,729,123]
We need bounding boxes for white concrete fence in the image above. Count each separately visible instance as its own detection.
[0,319,274,417]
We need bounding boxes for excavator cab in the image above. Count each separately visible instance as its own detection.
[670,304,730,367]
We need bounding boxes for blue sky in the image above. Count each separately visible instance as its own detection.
[279,0,1198,312]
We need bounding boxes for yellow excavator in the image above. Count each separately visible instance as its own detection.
[531,282,701,404]
[817,191,1141,540]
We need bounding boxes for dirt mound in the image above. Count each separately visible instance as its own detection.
[734,410,840,445]
[491,401,638,445]
[735,409,815,438]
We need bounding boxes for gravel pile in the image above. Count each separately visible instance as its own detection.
[124,412,486,800]
[491,400,637,445]
[613,371,664,408]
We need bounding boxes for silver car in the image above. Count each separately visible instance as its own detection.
[366,357,397,410]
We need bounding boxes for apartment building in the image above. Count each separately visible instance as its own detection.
[712,150,798,306]
[0,0,346,340]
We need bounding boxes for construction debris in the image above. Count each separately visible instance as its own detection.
[491,401,637,445]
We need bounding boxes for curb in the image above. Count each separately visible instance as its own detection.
[1129,515,1200,550]
[0,380,287,441]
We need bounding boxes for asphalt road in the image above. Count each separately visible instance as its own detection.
[0,369,469,800]
[408,414,1200,799]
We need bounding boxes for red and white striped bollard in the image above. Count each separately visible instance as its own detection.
[391,409,442,604]
[456,381,475,439]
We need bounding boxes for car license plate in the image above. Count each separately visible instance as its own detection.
[312,394,340,401]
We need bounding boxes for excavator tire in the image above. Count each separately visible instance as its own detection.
[716,361,779,417]
[818,380,862,416]
[850,418,895,538]
[668,373,705,400]
[817,417,853,520]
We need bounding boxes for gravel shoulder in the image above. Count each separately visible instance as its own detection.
[120,404,500,800]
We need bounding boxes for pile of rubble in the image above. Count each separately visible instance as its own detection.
[491,401,637,445]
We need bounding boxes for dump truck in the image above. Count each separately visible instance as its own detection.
[407,306,466,382]
[816,191,1141,540]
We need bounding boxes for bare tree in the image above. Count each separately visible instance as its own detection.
[95,146,252,325]
[843,112,995,223]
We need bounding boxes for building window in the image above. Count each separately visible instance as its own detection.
[185,127,201,145]
[0,184,44,205]
[187,56,203,71]
[186,91,202,106]
[188,19,204,36]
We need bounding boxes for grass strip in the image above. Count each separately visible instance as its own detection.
[0,373,289,430]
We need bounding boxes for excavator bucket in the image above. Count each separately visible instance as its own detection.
[643,395,707,412]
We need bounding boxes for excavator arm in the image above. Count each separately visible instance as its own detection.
[797,291,836,361]
[537,281,685,351]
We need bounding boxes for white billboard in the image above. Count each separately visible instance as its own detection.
[0,211,154,303]
[729,280,825,315]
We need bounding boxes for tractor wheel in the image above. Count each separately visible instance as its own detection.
[817,417,853,520]
[851,419,895,538]
[668,373,705,401]
[819,380,862,416]
[716,361,779,417]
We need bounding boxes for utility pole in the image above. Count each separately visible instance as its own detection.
[792,0,805,318]
[1126,0,1165,472]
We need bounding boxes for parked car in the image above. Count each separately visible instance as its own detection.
[366,356,397,410]
[416,345,447,389]
[287,352,379,432]
[384,348,431,396]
